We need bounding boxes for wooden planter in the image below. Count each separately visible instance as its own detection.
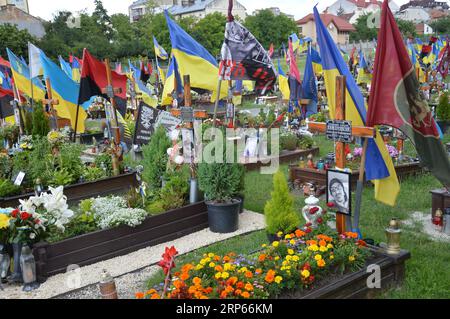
[33,201,208,282]
[244,147,320,171]
[289,162,424,189]
[0,172,137,208]
[430,189,450,218]
[279,246,410,299]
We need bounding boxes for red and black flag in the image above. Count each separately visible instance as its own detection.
[0,87,14,120]
[139,61,151,83]
[438,41,449,79]
[219,0,276,95]
[78,49,128,117]
[368,0,450,188]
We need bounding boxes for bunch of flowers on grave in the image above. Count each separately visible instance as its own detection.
[135,215,371,300]
[0,208,12,243]
[7,186,75,244]
[18,135,33,151]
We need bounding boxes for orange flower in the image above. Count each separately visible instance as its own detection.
[200,295,209,299]
[295,229,306,238]
[181,263,195,273]
[344,232,358,239]
[306,240,317,246]
[319,240,327,247]
[192,277,202,285]
[214,255,221,261]
[135,292,145,299]
[265,270,276,283]
[150,293,160,299]
[188,286,197,294]
[235,289,242,296]
[225,285,234,293]
[258,254,266,262]
[245,283,254,291]
[226,276,238,286]
[241,291,250,299]
[220,291,228,299]
[215,265,224,272]
[180,272,190,281]
[236,281,245,289]
[317,259,326,268]
[245,271,253,279]
[204,287,213,294]
[255,268,263,275]
[173,280,184,289]
[145,289,156,296]
[174,271,181,277]
[223,256,231,262]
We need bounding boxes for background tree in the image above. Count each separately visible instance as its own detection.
[396,19,417,38]
[0,24,36,58]
[244,9,298,50]
[350,14,378,42]
[192,12,226,57]
[430,16,450,34]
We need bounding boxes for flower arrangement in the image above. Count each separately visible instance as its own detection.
[47,130,66,148]
[19,135,33,151]
[136,218,371,299]
[354,144,398,159]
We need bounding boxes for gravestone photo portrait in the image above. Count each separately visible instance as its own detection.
[326,169,352,216]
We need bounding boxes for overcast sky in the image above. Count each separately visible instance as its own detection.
[28,0,418,21]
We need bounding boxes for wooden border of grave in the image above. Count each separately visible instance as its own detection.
[430,189,450,219]
[243,147,320,171]
[289,162,424,190]
[0,172,138,208]
[32,201,208,282]
[278,246,410,299]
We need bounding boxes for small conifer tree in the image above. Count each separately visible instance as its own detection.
[32,101,50,137]
[264,171,300,235]
[437,91,449,121]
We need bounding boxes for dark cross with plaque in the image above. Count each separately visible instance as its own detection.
[42,78,60,130]
[308,75,376,234]
[10,82,24,135]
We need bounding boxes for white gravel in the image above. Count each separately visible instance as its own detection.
[403,211,450,242]
[0,210,266,299]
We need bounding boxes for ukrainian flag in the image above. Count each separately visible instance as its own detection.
[59,56,73,79]
[313,6,399,206]
[6,48,46,101]
[153,36,169,60]
[129,72,158,108]
[164,11,227,101]
[277,59,290,100]
[71,57,81,83]
[40,52,87,133]
[161,56,183,106]
[311,47,323,75]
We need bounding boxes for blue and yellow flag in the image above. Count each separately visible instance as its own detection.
[357,50,372,84]
[311,47,323,75]
[40,52,87,133]
[6,48,46,101]
[59,56,73,79]
[128,67,158,108]
[277,59,290,100]
[161,56,183,106]
[302,48,318,103]
[153,36,169,60]
[164,11,227,101]
[313,6,399,206]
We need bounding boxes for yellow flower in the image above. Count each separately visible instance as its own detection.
[319,246,328,252]
[285,256,292,262]
[277,231,283,238]
[208,253,215,258]
[274,256,280,261]
[349,256,356,262]
[224,263,232,271]
[215,272,222,279]
[209,262,216,268]
[262,244,267,248]
[327,244,334,249]
[272,241,279,248]
[282,260,289,266]
[239,267,248,273]
[301,270,310,278]
[330,255,334,260]
[292,256,300,262]
[0,213,11,229]
[200,259,207,266]
[221,272,230,279]
[275,276,283,284]
[285,234,291,240]
[290,239,296,245]
[195,264,204,271]
[287,249,294,255]
[314,254,322,261]
[317,259,326,268]
[308,245,319,252]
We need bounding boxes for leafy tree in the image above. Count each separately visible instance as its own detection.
[395,19,417,38]
[350,14,378,42]
[0,24,36,58]
[430,16,450,34]
[192,12,226,57]
[264,171,300,235]
[244,10,298,49]
[93,0,113,41]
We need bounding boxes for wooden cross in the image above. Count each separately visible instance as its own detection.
[308,75,376,234]
[42,78,60,131]
[11,82,24,135]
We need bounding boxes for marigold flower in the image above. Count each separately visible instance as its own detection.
[146,289,157,296]
[288,249,294,255]
[272,241,279,248]
[222,272,230,280]
[209,262,216,268]
[195,264,204,271]
[330,255,335,260]
[215,273,222,279]
[292,256,300,262]
[173,280,184,289]
[220,291,228,299]
[274,256,280,261]
[275,276,283,284]
[327,244,334,249]
[277,231,283,238]
[295,229,306,238]
[308,245,319,252]
[306,240,317,246]
[317,259,326,268]
[193,277,202,285]
[235,289,242,296]
[258,254,266,262]
[180,272,189,281]
[319,240,327,247]
[224,263,232,271]
[255,268,263,275]
[223,256,231,262]
[215,265,223,272]
[226,277,238,286]
[236,281,244,289]
[265,270,276,283]
[225,285,234,293]
[349,256,356,262]
[214,255,221,261]
[285,234,292,239]
[301,270,310,278]
[135,292,145,299]
[290,239,296,245]
[245,271,253,279]
[314,254,322,261]
[150,293,160,299]
[319,246,328,252]
[241,291,250,299]
[357,240,367,247]
[208,253,215,258]
[245,283,254,291]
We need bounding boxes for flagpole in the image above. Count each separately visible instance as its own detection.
[28,42,34,109]
[352,137,369,236]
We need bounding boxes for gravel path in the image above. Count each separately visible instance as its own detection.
[0,211,265,299]
[403,212,450,242]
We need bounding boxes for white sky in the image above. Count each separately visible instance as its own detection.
[28,0,417,21]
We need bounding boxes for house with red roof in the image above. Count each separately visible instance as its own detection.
[297,13,356,45]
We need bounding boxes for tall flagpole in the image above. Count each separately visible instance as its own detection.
[28,42,34,109]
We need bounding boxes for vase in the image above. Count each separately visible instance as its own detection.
[20,245,39,292]
[0,243,10,284]
[8,242,23,284]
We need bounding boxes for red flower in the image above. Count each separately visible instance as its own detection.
[305,222,312,227]
[357,240,367,247]
[158,246,179,275]
[11,209,20,218]
[317,218,323,224]
[35,219,41,225]
[20,212,31,220]
[302,262,311,270]
[309,207,319,215]
[326,202,335,208]
[305,228,312,234]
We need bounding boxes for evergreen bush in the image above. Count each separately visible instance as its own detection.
[264,171,300,235]
[32,102,50,137]
[437,91,450,121]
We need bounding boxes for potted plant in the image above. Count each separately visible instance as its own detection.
[437,91,450,134]
[198,159,244,234]
[264,171,300,242]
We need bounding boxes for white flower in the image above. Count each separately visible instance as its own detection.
[167,148,174,156]
[29,233,36,240]
[19,199,36,214]
[174,155,184,165]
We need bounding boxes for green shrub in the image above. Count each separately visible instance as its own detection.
[159,169,189,211]
[437,91,450,121]
[298,136,314,150]
[83,166,107,182]
[266,108,276,126]
[28,137,53,186]
[0,179,21,197]
[58,143,84,181]
[125,187,144,209]
[264,171,300,235]
[95,153,113,176]
[49,168,74,187]
[141,126,171,190]
[0,155,12,179]
[146,200,165,215]
[31,102,50,137]
[280,133,298,151]
[24,109,33,135]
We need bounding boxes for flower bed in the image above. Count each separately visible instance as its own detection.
[136,229,410,299]
[244,148,320,171]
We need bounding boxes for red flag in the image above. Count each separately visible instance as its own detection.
[78,49,128,116]
[147,62,153,76]
[438,41,450,79]
[0,56,10,69]
[268,43,274,58]
[368,0,450,188]
[287,39,301,84]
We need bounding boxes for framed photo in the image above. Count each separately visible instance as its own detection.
[326,169,352,216]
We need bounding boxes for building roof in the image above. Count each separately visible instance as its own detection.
[129,0,150,8]
[400,0,449,11]
[168,0,215,15]
[297,13,356,32]
[429,8,448,19]
[339,12,355,21]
